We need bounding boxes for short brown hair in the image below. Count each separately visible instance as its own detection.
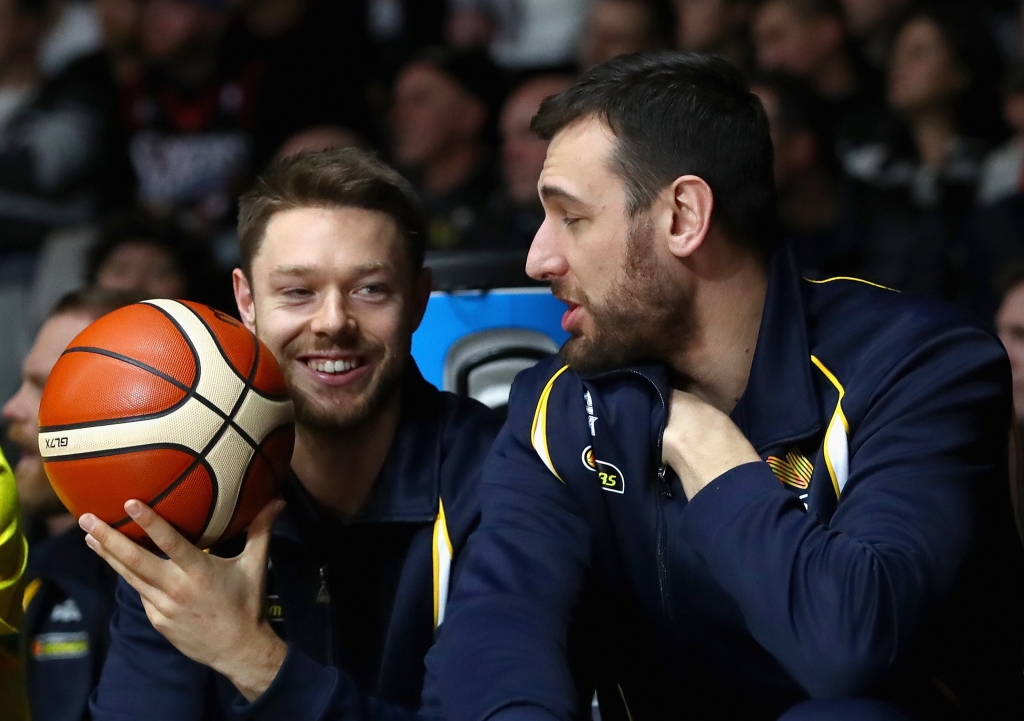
[50,287,149,321]
[237,149,427,279]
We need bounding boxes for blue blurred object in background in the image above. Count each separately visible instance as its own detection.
[412,251,568,406]
[412,287,568,387]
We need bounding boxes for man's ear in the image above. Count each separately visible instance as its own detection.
[410,267,433,332]
[666,175,714,259]
[233,269,257,333]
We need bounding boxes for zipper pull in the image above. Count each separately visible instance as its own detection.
[658,465,673,497]
[315,565,330,604]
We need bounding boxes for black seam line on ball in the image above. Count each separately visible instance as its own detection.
[43,347,229,432]
[110,456,217,532]
[178,303,263,448]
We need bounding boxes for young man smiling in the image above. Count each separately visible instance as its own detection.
[87,149,503,720]
[427,53,1024,720]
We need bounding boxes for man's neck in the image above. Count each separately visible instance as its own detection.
[290,392,402,520]
[422,142,482,198]
[669,245,769,414]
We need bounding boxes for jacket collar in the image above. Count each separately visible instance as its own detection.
[273,361,442,545]
[730,246,821,453]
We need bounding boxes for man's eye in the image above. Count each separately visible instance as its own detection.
[357,285,387,296]
[563,216,581,228]
[282,288,313,298]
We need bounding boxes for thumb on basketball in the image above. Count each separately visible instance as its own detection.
[240,499,285,575]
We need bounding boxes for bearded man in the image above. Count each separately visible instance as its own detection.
[86,149,503,720]
[426,53,1024,720]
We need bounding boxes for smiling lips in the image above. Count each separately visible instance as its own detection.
[306,358,362,374]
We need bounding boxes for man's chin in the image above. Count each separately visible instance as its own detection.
[560,335,645,375]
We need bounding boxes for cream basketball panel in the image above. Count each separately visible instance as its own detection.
[232,391,293,443]
[198,426,258,547]
[142,299,246,415]
[38,396,223,459]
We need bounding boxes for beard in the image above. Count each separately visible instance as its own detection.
[282,332,408,435]
[555,214,694,374]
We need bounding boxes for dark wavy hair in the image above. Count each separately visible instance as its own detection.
[532,52,779,256]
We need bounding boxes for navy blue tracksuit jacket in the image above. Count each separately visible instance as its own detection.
[427,249,1024,720]
[90,367,502,721]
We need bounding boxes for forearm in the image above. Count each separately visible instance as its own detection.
[675,461,969,696]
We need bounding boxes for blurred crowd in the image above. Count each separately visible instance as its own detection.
[2,0,1024,413]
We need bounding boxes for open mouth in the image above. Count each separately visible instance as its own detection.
[305,358,362,374]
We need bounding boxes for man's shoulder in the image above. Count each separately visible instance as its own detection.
[802,276,1009,403]
[805,276,1003,362]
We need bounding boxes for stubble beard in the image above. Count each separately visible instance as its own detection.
[557,215,694,374]
[281,336,409,436]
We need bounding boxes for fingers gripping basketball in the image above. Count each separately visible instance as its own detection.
[38,299,294,549]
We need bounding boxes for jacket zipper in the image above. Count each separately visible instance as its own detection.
[587,367,674,624]
[316,565,333,665]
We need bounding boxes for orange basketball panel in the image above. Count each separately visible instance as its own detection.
[68,304,197,387]
[117,464,214,546]
[44,447,197,522]
[40,352,187,428]
[180,301,256,380]
[251,341,289,398]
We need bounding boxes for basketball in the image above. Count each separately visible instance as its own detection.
[37,299,295,549]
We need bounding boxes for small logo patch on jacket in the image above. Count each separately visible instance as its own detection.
[49,598,82,623]
[767,450,814,490]
[32,632,89,660]
[582,446,625,494]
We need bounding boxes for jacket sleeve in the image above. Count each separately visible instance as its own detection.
[92,578,433,721]
[423,371,593,721]
[90,578,212,720]
[674,326,1015,698]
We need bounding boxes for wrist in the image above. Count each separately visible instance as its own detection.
[221,624,288,702]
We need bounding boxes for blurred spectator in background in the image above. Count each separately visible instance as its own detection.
[3,288,142,721]
[839,0,909,68]
[996,266,1024,417]
[0,0,127,255]
[979,62,1024,206]
[368,0,447,82]
[87,209,233,310]
[218,0,376,172]
[448,0,590,72]
[751,72,856,276]
[842,3,1006,298]
[673,0,756,73]
[464,73,573,251]
[274,125,366,161]
[39,0,102,77]
[124,0,249,233]
[753,0,882,150]
[578,0,674,71]
[390,47,507,250]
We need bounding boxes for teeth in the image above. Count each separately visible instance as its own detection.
[308,359,360,374]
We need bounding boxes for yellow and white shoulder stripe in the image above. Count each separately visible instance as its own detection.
[811,355,849,497]
[432,498,453,629]
[530,365,570,482]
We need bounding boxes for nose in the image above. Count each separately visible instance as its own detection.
[526,215,569,282]
[309,290,356,338]
[2,386,26,423]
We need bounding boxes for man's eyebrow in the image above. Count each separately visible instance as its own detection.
[269,264,319,277]
[539,184,589,207]
[269,262,393,278]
